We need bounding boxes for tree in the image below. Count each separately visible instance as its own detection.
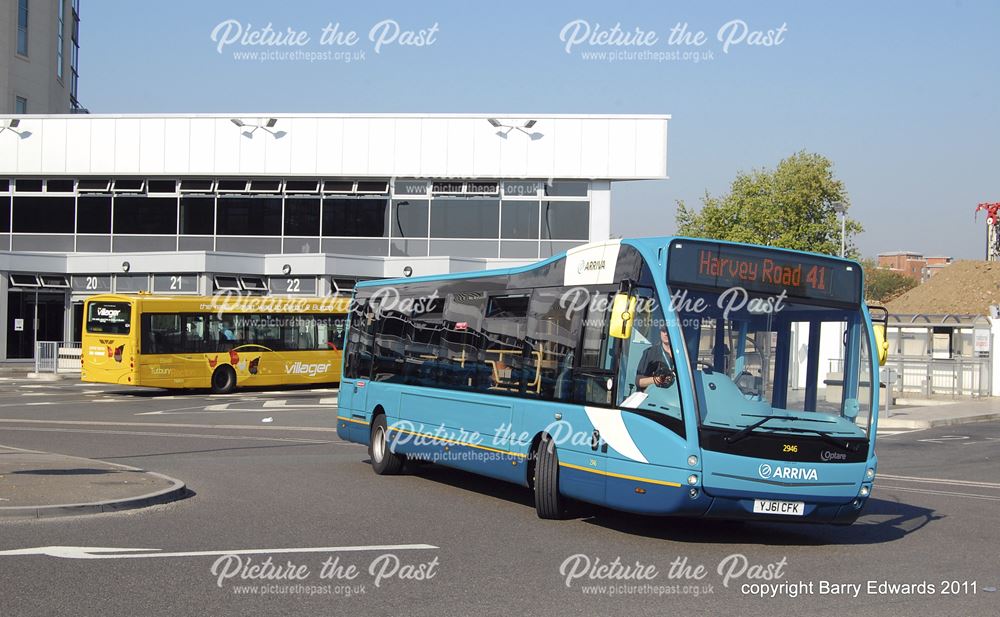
[861,259,917,303]
[676,151,863,257]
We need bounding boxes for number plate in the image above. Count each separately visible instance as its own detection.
[753,499,804,516]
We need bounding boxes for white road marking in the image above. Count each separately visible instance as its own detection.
[878,474,1000,490]
[137,400,337,415]
[877,429,923,437]
[917,435,969,444]
[262,399,337,409]
[0,418,341,433]
[0,544,437,560]
[0,426,334,443]
[876,485,1000,502]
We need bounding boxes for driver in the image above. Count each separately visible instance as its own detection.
[637,325,676,390]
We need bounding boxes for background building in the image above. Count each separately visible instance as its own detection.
[0,0,81,114]
[877,251,953,283]
[0,113,670,361]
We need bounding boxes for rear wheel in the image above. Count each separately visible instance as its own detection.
[369,415,404,475]
[534,435,563,519]
[210,366,236,394]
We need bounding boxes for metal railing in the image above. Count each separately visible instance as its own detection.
[828,356,991,399]
[34,341,82,374]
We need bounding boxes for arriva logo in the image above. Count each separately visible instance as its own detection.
[576,258,606,274]
[758,463,818,481]
[284,361,331,377]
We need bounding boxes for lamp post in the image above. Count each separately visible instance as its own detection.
[832,201,847,257]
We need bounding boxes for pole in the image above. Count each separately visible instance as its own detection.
[840,213,846,258]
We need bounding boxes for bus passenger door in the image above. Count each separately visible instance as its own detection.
[559,295,614,505]
[339,299,375,442]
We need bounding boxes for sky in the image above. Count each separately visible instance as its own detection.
[77,0,999,259]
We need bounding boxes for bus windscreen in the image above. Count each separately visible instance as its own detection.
[666,239,862,305]
[86,302,132,334]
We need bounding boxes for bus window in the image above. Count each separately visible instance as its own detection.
[344,300,375,379]
[406,297,445,387]
[441,292,486,389]
[482,294,528,393]
[142,314,182,354]
[617,294,684,435]
[86,301,132,335]
[525,288,579,401]
[210,314,245,349]
[248,315,282,350]
[574,292,616,406]
[373,308,409,382]
[182,314,207,353]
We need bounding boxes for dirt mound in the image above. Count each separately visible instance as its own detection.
[885,260,1000,315]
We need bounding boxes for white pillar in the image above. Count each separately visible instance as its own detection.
[989,307,1000,396]
[589,181,611,241]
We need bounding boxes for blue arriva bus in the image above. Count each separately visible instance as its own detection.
[336,237,889,523]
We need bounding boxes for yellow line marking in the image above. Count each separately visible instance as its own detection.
[337,416,368,425]
[559,461,683,488]
[387,425,526,458]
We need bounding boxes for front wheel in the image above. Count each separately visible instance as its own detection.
[369,415,404,475]
[534,435,563,519]
[210,366,236,394]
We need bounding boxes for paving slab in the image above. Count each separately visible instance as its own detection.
[870,398,1000,429]
[0,445,187,519]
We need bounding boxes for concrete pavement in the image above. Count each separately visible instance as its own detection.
[873,398,1000,429]
[0,444,187,519]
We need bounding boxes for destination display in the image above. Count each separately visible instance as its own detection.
[667,239,862,305]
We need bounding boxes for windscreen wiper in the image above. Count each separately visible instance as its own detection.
[724,416,797,445]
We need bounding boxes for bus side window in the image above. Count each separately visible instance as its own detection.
[482,294,529,394]
[372,308,409,383]
[617,293,685,435]
[574,292,615,406]
[182,314,206,353]
[441,292,486,390]
[344,301,374,379]
[525,288,580,401]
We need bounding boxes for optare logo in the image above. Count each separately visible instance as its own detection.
[820,450,847,462]
[759,463,818,481]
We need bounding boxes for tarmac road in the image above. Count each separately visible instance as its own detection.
[0,378,997,616]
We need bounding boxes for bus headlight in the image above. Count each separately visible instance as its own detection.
[859,485,871,497]
[687,474,699,486]
[865,468,875,480]
[687,455,698,467]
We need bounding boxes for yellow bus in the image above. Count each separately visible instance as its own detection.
[81,293,350,393]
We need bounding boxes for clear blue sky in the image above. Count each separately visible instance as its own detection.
[79,0,998,259]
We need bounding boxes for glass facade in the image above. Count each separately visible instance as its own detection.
[0,178,591,257]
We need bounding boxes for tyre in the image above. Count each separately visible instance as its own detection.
[369,415,404,475]
[534,434,563,519]
[210,366,237,394]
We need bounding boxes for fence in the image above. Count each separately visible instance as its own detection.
[34,341,82,374]
[828,356,991,400]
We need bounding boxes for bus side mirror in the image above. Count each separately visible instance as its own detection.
[868,305,889,367]
[609,293,637,340]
